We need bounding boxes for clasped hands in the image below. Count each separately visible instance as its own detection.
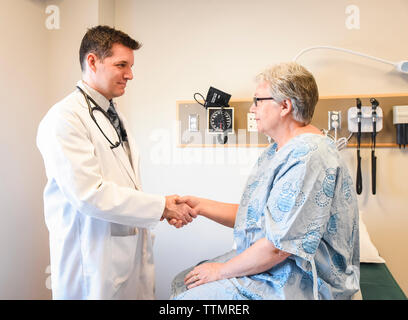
[162,195,228,289]
[162,195,225,289]
[161,195,199,228]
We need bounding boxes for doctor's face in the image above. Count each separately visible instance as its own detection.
[93,43,134,100]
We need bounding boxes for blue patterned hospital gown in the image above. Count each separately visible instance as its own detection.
[171,133,360,300]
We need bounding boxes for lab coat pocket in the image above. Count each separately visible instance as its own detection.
[110,234,138,288]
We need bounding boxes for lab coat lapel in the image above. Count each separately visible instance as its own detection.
[93,109,138,188]
[125,131,142,190]
[111,145,138,189]
[118,114,142,190]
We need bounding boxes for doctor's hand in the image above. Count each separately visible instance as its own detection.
[161,195,197,228]
[165,195,202,228]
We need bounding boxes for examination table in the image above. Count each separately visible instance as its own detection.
[360,263,407,300]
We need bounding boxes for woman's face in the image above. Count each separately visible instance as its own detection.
[249,81,281,136]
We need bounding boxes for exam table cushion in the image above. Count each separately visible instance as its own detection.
[360,263,407,300]
[359,213,406,299]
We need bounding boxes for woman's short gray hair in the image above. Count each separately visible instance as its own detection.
[256,62,319,125]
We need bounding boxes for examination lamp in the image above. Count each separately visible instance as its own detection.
[293,45,408,74]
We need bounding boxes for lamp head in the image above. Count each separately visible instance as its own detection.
[396,61,408,74]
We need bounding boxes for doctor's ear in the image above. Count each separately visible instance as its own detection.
[86,53,99,73]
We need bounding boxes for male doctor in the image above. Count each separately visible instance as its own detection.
[37,25,193,299]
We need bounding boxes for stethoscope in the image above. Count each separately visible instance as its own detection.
[76,86,122,149]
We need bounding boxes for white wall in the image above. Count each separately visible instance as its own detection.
[114,0,408,299]
[1,0,407,300]
[0,0,50,299]
[46,0,100,106]
[0,0,110,299]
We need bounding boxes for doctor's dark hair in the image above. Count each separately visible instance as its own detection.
[79,25,141,72]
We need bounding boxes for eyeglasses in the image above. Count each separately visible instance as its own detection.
[253,96,274,107]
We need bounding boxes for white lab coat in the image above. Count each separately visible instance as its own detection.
[36,81,165,299]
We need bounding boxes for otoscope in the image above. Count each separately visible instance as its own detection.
[370,98,379,195]
[356,98,363,195]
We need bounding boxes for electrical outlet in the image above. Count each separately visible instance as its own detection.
[247,113,258,132]
[328,111,341,130]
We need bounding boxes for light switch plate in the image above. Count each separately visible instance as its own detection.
[188,114,199,132]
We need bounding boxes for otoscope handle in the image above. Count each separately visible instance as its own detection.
[356,97,363,195]
[370,98,378,195]
[357,122,361,141]
[372,150,376,195]
[356,150,362,194]
[357,98,362,145]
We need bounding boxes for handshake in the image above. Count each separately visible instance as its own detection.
[161,195,199,228]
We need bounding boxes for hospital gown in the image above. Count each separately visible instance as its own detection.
[171,133,360,300]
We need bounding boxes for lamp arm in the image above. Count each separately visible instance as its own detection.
[293,45,396,67]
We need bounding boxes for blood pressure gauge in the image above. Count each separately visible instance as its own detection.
[207,107,234,134]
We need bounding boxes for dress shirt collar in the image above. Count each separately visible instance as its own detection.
[77,80,113,112]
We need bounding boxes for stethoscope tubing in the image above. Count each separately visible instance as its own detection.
[76,86,122,149]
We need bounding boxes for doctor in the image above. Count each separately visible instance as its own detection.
[37,25,193,299]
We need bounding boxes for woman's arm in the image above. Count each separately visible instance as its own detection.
[176,196,239,228]
[220,238,291,278]
[184,238,291,289]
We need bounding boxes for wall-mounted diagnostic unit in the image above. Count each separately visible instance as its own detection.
[178,93,408,147]
[348,104,383,133]
[347,98,382,195]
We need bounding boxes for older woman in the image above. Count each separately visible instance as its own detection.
[171,62,359,300]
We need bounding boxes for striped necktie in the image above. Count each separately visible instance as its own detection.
[107,100,127,143]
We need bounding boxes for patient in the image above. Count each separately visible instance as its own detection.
[170,62,360,300]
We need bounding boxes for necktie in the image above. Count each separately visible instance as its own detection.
[107,100,127,143]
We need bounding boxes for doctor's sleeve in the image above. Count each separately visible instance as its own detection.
[36,107,164,228]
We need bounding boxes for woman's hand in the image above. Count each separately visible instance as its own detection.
[161,195,199,228]
[176,195,202,216]
[165,195,202,228]
[184,262,224,289]
[177,196,238,228]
